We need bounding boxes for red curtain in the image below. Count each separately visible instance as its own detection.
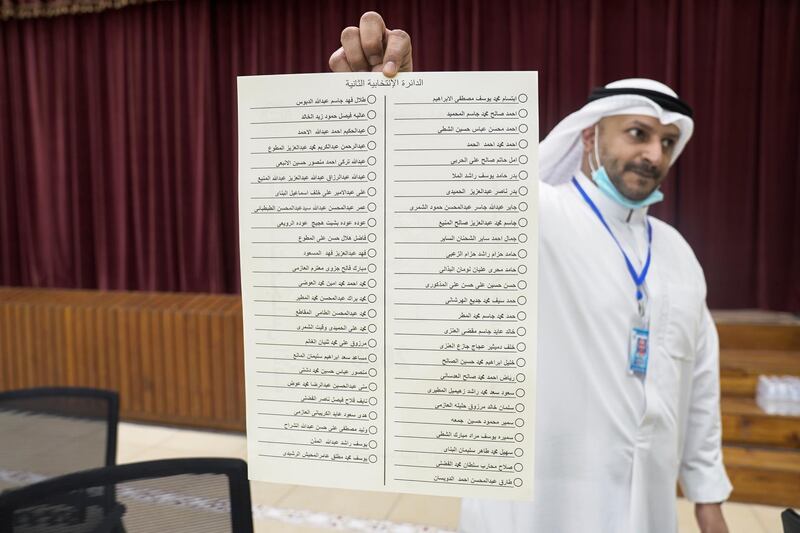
[0,0,798,311]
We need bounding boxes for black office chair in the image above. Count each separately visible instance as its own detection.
[783,508,800,533]
[0,458,254,533]
[0,388,119,491]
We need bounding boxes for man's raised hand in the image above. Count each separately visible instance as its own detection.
[329,11,413,77]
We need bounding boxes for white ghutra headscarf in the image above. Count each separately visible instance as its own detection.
[539,78,695,185]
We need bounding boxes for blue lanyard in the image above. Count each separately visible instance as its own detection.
[572,177,652,304]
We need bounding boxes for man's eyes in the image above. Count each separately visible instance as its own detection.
[627,127,677,151]
[627,127,645,140]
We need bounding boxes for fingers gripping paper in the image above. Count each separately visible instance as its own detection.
[238,72,538,500]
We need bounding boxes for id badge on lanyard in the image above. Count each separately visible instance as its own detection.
[628,299,650,377]
[572,177,654,378]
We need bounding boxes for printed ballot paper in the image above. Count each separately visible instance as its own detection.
[238,71,538,500]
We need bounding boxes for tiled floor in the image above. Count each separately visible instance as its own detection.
[117,421,789,533]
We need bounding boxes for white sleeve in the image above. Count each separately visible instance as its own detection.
[678,305,733,503]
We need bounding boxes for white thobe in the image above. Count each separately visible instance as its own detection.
[459,172,732,533]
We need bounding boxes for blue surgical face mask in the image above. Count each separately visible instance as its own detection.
[588,125,664,209]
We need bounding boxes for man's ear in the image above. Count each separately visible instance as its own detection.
[580,125,595,154]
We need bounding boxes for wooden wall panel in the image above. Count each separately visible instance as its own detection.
[0,288,246,432]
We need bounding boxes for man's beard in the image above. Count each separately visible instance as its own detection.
[608,160,662,201]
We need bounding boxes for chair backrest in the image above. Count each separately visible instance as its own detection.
[783,508,800,533]
[0,458,253,533]
[0,388,119,492]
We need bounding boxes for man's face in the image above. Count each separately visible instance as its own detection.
[589,115,681,201]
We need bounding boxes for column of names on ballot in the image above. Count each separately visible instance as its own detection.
[239,72,537,500]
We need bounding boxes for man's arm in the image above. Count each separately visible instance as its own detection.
[680,305,733,533]
[329,12,413,77]
[695,502,729,533]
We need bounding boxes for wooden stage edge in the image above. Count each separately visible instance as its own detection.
[1,288,798,506]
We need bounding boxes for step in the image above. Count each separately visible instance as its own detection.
[720,349,800,397]
[717,323,800,351]
[723,445,800,507]
[721,397,800,448]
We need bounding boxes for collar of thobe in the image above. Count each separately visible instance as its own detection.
[573,170,649,225]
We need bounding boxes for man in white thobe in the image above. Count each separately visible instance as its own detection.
[457,79,733,533]
[329,12,733,533]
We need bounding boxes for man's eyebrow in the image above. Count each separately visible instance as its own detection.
[629,120,679,140]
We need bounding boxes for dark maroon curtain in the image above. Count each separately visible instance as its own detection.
[1,0,166,20]
[1,0,798,311]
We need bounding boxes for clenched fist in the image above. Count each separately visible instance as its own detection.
[329,11,413,77]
